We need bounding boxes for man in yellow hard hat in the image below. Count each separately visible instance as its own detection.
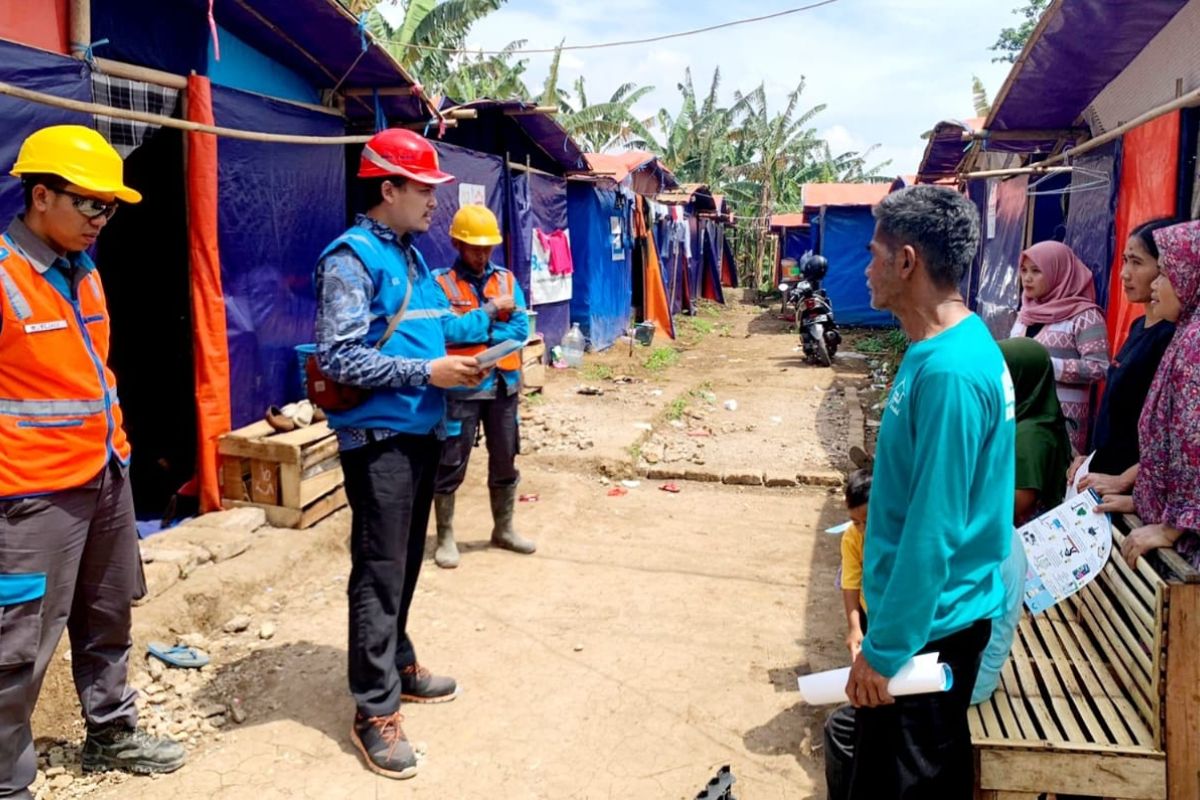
[0,125,186,798]
[431,204,534,569]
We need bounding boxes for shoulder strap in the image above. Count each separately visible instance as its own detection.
[375,268,412,351]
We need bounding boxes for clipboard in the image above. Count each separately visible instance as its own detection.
[475,339,523,368]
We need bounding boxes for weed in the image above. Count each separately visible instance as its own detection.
[643,346,680,373]
[582,364,614,382]
[666,397,688,421]
[524,391,546,407]
[627,443,642,462]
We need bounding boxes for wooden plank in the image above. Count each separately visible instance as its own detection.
[249,459,279,505]
[972,737,1161,757]
[969,705,987,738]
[979,699,1002,739]
[297,486,347,528]
[1075,590,1154,708]
[279,462,301,510]
[299,466,343,507]
[994,664,1030,739]
[1061,603,1156,746]
[1009,644,1069,742]
[220,458,248,501]
[1024,615,1106,744]
[1111,526,1170,606]
[216,436,301,465]
[979,749,1165,798]
[1151,584,1166,747]
[1045,606,1145,747]
[226,419,276,440]
[1165,583,1200,800]
[221,499,300,528]
[300,438,341,470]
[268,422,333,448]
[1100,565,1158,637]
[1000,660,1041,739]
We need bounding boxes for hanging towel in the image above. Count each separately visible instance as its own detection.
[536,229,575,276]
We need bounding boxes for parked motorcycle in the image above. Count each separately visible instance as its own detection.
[779,255,841,367]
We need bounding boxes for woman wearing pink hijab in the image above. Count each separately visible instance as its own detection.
[1010,241,1111,453]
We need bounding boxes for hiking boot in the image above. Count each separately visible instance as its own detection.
[433,493,460,569]
[489,485,536,555]
[400,663,458,703]
[351,711,418,779]
[81,723,186,775]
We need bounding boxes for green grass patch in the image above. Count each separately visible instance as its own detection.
[582,364,615,382]
[643,346,680,373]
[666,397,688,421]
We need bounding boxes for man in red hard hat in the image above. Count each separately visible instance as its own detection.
[312,128,496,780]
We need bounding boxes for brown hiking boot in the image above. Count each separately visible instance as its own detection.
[351,711,417,779]
[400,663,458,703]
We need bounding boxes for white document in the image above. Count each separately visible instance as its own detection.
[796,652,952,705]
[458,183,486,208]
[1018,489,1111,615]
[1066,451,1095,499]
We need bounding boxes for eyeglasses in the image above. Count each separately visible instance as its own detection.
[48,187,119,221]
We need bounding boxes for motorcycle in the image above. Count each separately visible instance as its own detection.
[779,278,841,367]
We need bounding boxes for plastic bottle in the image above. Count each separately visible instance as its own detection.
[563,323,586,368]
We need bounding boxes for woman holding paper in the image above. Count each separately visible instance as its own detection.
[1068,220,1178,496]
[1109,220,1200,569]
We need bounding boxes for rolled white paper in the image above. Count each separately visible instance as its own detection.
[796,652,953,705]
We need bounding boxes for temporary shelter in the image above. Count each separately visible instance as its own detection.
[802,182,894,327]
[0,0,439,517]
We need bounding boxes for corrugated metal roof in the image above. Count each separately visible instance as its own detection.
[802,183,891,208]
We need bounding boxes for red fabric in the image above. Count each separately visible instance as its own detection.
[0,0,68,53]
[1106,111,1180,354]
[186,75,232,513]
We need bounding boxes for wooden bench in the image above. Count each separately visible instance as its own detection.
[971,517,1200,799]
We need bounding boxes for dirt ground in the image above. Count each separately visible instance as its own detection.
[32,300,875,800]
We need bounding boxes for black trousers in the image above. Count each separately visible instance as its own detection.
[434,390,520,495]
[825,619,991,800]
[341,433,441,718]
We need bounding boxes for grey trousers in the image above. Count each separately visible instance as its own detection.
[434,390,521,496]
[0,462,143,798]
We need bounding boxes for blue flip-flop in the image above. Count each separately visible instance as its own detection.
[148,642,210,669]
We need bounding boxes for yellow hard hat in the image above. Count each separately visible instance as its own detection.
[449,204,502,246]
[10,125,142,204]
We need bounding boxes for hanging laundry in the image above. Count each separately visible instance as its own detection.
[535,229,574,276]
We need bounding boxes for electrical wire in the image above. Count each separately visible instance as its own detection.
[376,0,842,56]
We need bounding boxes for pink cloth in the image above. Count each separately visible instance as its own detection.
[1135,221,1200,538]
[1017,241,1102,326]
[536,229,574,277]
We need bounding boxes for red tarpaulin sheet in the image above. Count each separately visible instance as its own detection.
[1106,111,1180,354]
[186,75,232,513]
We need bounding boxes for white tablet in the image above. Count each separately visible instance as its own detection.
[475,339,524,368]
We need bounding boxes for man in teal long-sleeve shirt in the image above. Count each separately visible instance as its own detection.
[843,186,1015,799]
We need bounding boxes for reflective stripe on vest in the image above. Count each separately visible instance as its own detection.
[435,269,522,372]
[0,242,129,497]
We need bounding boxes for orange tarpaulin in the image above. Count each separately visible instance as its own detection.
[0,0,68,54]
[186,75,232,513]
[1106,111,1180,354]
[635,199,674,339]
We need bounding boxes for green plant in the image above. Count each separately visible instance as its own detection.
[678,316,715,336]
[666,397,688,421]
[582,364,614,382]
[643,346,680,373]
[854,329,909,355]
[523,391,546,407]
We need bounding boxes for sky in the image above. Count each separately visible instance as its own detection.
[383,0,1030,175]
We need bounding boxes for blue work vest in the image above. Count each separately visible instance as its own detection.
[320,226,449,436]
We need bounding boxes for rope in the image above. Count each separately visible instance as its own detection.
[0,80,376,145]
[377,0,842,56]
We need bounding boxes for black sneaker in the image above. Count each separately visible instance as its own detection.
[351,711,418,779]
[400,663,458,703]
[81,724,186,775]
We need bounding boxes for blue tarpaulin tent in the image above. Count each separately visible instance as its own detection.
[818,206,893,327]
[976,176,1030,339]
[511,170,572,351]
[419,142,507,274]
[568,180,633,351]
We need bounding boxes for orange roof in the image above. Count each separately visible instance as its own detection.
[585,151,657,182]
[770,212,807,228]
[802,183,892,208]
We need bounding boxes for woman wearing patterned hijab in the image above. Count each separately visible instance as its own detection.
[1010,241,1111,454]
[1111,220,1200,568]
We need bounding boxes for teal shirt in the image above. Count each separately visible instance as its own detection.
[862,314,1015,677]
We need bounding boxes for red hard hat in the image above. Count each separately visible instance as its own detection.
[358,128,454,184]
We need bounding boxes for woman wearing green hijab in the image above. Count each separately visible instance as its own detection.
[1001,338,1073,524]
[974,339,1073,706]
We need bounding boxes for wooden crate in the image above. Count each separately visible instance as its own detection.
[218,420,346,528]
[522,336,546,393]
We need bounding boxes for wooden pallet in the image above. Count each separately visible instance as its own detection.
[217,420,345,528]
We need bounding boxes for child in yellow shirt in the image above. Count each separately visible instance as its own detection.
[840,469,872,658]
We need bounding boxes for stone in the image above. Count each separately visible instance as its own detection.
[181,507,266,533]
[138,561,179,602]
[683,468,721,484]
[645,467,685,481]
[797,470,845,488]
[230,702,247,724]
[146,656,165,680]
[258,622,276,640]
[49,774,73,790]
[197,702,227,719]
[191,530,253,563]
[222,615,252,634]
[178,632,209,650]
[44,768,65,778]
[722,472,763,487]
[764,473,799,488]
[573,644,584,652]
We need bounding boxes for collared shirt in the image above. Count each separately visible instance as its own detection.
[314,215,434,451]
[447,258,516,401]
[1,217,94,333]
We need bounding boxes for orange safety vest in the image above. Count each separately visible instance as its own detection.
[435,268,523,372]
[0,235,130,498]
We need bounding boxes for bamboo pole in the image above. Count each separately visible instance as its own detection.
[0,79,431,145]
[961,165,1075,180]
[68,0,90,59]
